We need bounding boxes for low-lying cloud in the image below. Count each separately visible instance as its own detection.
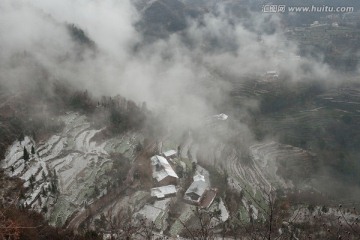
[0,0,338,129]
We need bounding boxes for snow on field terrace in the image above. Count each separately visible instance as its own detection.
[1,112,141,226]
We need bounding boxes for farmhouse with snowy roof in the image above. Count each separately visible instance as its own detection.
[184,173,217,208]
[162,149,177,159]
[151,155,179,186]
[151,185,177,199]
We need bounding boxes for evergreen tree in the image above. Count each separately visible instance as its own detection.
[42,205,48,213]
[176,165,184,178]
[52,180,58,193]
[29,174,35,185]
[31,145,35,154]
[135,142,143,153]
[187,149,192,161]
[192,161,197,173]
[94,185,99,197]
[50,182,57,194]
[10,165,14,173]
[18,132,25,143]
[19,190,25,200]
[23,147,30,162]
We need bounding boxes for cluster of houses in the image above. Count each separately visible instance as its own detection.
[149,150,217,209]
[134,149,227,235]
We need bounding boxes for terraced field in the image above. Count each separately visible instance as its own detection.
[1,112,142,226]
[185,78,360,219]
[230,78,360,195]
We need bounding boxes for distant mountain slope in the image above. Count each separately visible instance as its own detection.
[136,0,203,40]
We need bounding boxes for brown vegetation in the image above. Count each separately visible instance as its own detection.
[0,205,98,240]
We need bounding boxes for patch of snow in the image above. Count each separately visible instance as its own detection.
[219,199,229,222]
[21,162,41,181]
[213,113,228,120]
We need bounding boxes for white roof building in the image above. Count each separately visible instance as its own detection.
[184,174,208,203]
[213,113,228,121]
[265,70,279,78]
[151,155,179,182]
[162,150,177,158]
[193,174,205,182]
[151,185,177,199]
[136,199,172,230]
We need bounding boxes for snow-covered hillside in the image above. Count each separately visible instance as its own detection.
[1,112,142,226]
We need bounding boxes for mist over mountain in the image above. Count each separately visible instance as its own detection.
[0,0,358,203]
[0,0,359,239]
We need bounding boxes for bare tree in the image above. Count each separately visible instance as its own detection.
[94,207,156,240]
[227,184,360,240]
[179,206,223,240]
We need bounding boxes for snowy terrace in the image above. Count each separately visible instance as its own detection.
[1,112,142,226]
